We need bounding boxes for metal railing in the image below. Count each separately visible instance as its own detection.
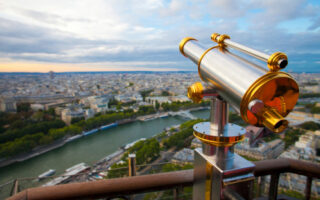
[7,158,320,200]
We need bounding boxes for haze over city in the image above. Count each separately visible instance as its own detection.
[0,0,320,72]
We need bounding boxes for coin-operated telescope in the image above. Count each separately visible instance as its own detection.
[179,33,299,200]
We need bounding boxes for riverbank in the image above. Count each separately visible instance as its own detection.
[0,139,66,168]
[0,109,210,199]
[0,123,117,168]
[0,107,207,168]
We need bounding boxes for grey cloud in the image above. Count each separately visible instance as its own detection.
[308,16,320,30]
[0,17,121,55]
[0,0,319,72]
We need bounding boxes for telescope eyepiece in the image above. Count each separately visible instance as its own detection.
[278,59,288,69]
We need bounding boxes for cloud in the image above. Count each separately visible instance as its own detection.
[0,0,319,72]
[308,16,320,30]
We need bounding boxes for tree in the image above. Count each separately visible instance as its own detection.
[71,117,85,124]
[299,121,320,131]
[155,101,160,110]
[17,102,31,112]
[107,162,128,178]
[311,107,320,114]
[161,91,170,96]
[140,89,153,101]
[46,108,56,116]
[283,128,305,149]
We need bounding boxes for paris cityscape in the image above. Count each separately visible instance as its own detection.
[1,0,320,199]
[0,71,319,199]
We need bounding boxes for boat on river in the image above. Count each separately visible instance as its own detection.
[83,128,99,136]
[38,169,56,180]
[100,123,117,131]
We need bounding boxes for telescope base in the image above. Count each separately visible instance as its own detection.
[193,148,255,200]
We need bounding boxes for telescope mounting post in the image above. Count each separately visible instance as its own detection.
[193,95,255,200]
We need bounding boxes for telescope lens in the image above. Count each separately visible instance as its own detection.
[274,120,284,129]
[278,59,288,69]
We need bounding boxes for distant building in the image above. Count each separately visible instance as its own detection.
[172,148,194,164]
[278,131,320,195]
[44,100,68,110]
[114,94,133,103]
[49,71,55,80]
[0,98,17,112]
[132,93,143,102]
[85,109,95,119]
[145,96,171,107]
[55,107,64,116]
[81,96,110,113]
[30,103,45,111]
[61,108,84,125]
[191,137,202,148]
[245,126,272,147]
[170,95,190,102]
[235,139,284,160]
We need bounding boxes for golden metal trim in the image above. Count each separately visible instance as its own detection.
[210,33,230,47]
[280,96,286,115]
[205,162,213,200]
[217,34,230,47]
[193,131,245,147]
[240,72,299,133]
[267,52,287,72]
[179,37,197,57]
[187,82,204,103]
[198,46,219,82]
[210,33,220,43]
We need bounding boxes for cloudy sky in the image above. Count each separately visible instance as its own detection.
[0,0,319,72]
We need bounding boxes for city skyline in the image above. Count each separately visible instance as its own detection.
[0,0,320,73]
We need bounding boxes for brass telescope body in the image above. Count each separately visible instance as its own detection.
[180,35,299,133]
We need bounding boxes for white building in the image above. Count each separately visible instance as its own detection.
[132,93,143,102]
[30,103,45,111]
[85,109,95,119]
[278,131,320,195]
[61,108,84,125]
[145,96,171,106]
[170,95,190,102]
[235,139,285,160]
[172,148,194,164]
[83,96,110,113]
[0,98,17,112]
[114,94,133,103]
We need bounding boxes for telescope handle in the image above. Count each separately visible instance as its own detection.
[187,82,218,103]
[211,33,288,72]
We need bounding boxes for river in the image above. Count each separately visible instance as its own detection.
[0,109,209,198]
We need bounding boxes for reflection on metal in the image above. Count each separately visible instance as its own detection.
[188,82,218,103]
[192,97,254,200]
[180,34,299,133]
[180,33,299,199]
[179,37,196,57]
[210,33,288,71]
[194,122,245,147]
[128,154,136,177]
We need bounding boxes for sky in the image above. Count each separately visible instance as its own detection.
[0,0,319,73]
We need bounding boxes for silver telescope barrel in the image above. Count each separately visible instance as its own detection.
[182,38,266,110]
[180,37,299,133]
[211,33,288,72]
